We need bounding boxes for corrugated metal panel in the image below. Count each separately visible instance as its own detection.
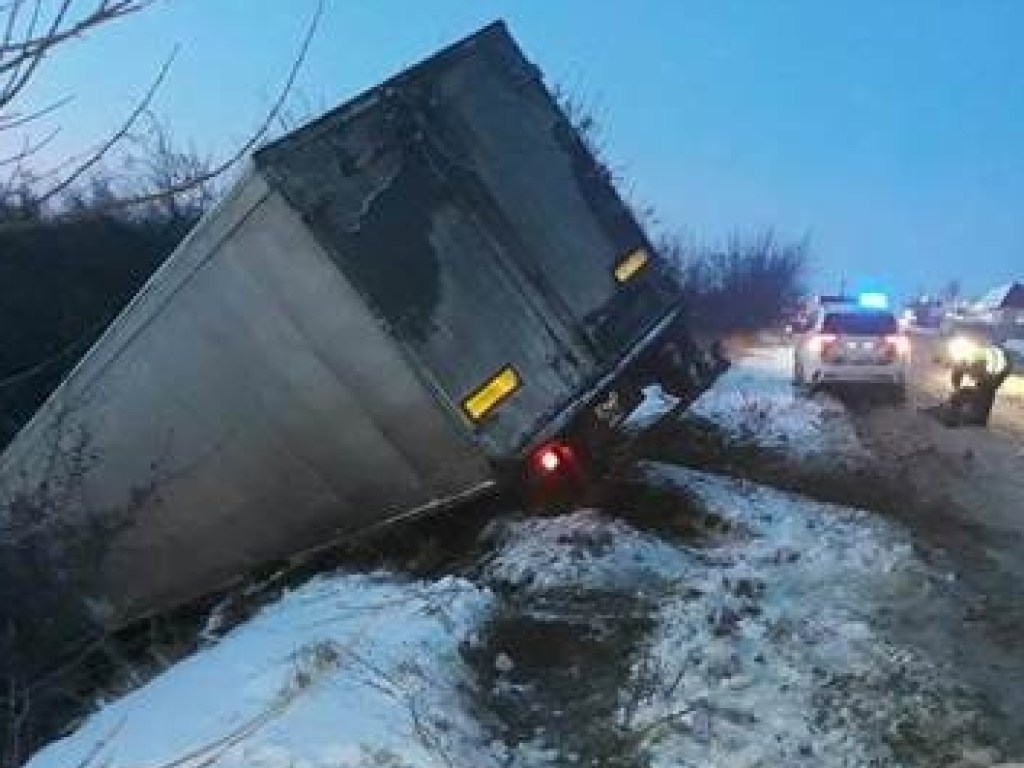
[0,175,492,621]
[257,90,591,456]
[255,22,679,455]
[425,25,680,357]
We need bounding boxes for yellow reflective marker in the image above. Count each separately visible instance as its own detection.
[462,366,520,421]
[614,248,649,283]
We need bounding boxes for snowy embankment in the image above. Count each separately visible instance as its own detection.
[689,345,864,458]
[27,576,497,768]
[625,344,864,459]
[30,474,990,767]
[476,467,992,767]
[634,465,986,767]
[28,343,1002,767]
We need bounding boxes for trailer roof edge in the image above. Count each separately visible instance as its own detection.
[254,20,516,164]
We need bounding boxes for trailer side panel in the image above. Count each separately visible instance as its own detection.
[0,174,491,621]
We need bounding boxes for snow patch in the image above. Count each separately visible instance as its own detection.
[630,464,988,767]
[27,465,996,767]
[690,346,863,458]
[473,466,988,766]
[27,574,496,768]
[481,509,692,592]
[622,384,680,431]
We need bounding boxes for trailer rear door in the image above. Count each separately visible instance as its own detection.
[427,24,681,364]
[257,115,591,456]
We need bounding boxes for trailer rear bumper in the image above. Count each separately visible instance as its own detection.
[505,307,720,489]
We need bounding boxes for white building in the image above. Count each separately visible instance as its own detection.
[973,282,1024,335]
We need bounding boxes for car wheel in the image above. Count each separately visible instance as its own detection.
[890,384,908,405]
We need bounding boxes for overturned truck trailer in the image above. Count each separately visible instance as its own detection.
[0,22,705,632]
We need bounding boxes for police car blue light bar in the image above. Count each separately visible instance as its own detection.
[858,292,889,310]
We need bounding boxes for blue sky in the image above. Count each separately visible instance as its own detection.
[22,0,1024,300]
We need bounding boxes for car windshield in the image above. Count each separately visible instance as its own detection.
[822,311,897,335]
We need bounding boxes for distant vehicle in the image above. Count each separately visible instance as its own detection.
[793,305,910,399]
[933,309,1003,368]
[903,298,944,330]
[934,284,1024,365]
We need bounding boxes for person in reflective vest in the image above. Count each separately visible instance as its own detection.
[944,344,1013,426]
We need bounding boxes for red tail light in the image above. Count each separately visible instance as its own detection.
[528,440,578,480]
[537,446,561,473]
[885,334,910,355]
[523,439,588,504]
[810,333,839,360]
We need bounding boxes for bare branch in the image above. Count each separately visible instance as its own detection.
[31,46,176,206]
[1,1,32,60]
[0,93,73,130]
[0,1,149,70]
[1,0,151,131]
[0,0,73,110]
[1,0,323,225]
[0,124,58,167]
[1,2,23,53]
[43,0,324,220]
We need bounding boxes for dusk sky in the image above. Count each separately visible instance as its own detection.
[23,0,1024,301]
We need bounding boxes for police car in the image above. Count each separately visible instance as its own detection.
[793,294,911,399]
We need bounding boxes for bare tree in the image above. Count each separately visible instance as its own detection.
[57,111,220,226]
[274,87,331,137]
[0,0,324,223]
[941,279,961,305]
[666,228,809,331]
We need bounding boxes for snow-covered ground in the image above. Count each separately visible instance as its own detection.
[634,465,990,767]
[26,343,1010,768]
[27,575,497,768]
[30,467,994,768]
[470,466,995,767]
[622,383,680,431]
[689,346,864,459]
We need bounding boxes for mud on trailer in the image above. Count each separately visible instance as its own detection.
[0,22,713,643]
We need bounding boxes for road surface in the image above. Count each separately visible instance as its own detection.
[831,333,1024,765]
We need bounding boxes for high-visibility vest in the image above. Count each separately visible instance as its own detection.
[985,346,1007,376]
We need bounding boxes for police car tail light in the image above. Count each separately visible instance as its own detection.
[810,333,839,360]
[885,334,910,356]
